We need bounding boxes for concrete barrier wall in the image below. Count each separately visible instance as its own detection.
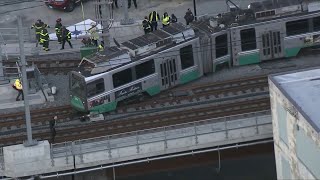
[74,114,273,169]
[1,112,272,178]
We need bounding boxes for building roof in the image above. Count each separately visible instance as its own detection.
[270,68,320,132]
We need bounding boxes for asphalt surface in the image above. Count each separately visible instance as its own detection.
[0,0,262,28]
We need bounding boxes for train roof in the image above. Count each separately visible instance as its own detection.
[192,0,320,34]
[80,22,196,76]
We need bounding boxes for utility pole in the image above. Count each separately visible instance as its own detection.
[18,16,37,147]
[0,46,4,84]
[120,0,134,25]
[95,0,111,47]
[193,0,197,21]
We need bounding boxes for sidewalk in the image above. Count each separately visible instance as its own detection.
[1,20,143,58]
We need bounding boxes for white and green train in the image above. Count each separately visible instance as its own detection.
[70,0,320,114]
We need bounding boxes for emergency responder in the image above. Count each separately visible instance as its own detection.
[12,79,24,101]
[148,11,160,31]
[31,19,49,47]
[128,0,137,9]
[171,14,178,23]
[55,18,63,44]
[89,22,99,47]
[60,26,73,50]
[40,28,50,51]
[142,16,151,34]
[184,8,195,25]
[162,12,171,28]
[49,116,57,143]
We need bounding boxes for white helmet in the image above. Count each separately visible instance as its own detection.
[90,22,96,26]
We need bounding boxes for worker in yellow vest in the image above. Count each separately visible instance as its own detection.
[162,12,171,28]
[12,79,24,101]
[149,11,160,31]
[89,22,99,47]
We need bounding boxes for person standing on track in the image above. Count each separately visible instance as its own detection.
[49,116,57,143]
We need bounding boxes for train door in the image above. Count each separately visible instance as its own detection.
[260,30,282,60]
[159,58,178,90]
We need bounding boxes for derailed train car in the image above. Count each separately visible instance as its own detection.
[70,23,202,113]
[70,0,320,114]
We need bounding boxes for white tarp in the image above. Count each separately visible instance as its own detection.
[49,19,103,40]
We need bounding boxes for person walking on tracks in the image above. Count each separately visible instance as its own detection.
[60,26,73,50]
[31,19,49,47]
[55,18,63,44]
[12,79,24,101]
[148,11,160,31]
[49,116,57,143]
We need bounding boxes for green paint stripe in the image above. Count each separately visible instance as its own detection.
[180,70,200,84]
[90,101,117,113]
[238,52,260,65]
[70,96,86,112]
[285,47,301,58]
[145,85,161,96]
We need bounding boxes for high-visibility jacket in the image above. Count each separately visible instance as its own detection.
[61,29,72,40]
[162,15,170,26]
[32,22,48,34]
[149,11,160,22]
[142,19,151,30]
[89,27,99,40]
[40,29,49,43]
[55,23,62,35]
[14,79,22,90]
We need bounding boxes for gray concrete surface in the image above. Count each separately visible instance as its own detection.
[0,111,272,178]
[0,83,46,110]
[0,0,263,54]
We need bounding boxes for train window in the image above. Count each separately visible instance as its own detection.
[135,59,155,79]
[286,19,309,36]
[215,34,228,58]
[112,68,133,88]
[86,78,105,97]
[313,17,320,31]
[240,28,257,51]
[180,45,194,69]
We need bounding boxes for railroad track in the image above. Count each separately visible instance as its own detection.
[0,96,270,146]
[0,105,75,132]
[3,59,81,75]
[0,75,270,146]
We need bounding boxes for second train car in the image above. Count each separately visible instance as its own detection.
[70,0,320,114]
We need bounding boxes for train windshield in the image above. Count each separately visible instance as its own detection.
[70,72,86,99]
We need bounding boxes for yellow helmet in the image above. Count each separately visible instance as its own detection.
[15,79,20,83]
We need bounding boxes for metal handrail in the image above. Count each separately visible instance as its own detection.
[52,110,271,156]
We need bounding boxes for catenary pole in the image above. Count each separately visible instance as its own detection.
[0,46,4,84]
[18,16,37,146]
[193,0,197,21]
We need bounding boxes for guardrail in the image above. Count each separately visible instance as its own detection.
[51,110,272,161]
[0,28,35,43]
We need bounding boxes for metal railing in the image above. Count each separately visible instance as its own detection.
[51,110,272,160]
[0,147,4,171]
[0,27,35,43]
